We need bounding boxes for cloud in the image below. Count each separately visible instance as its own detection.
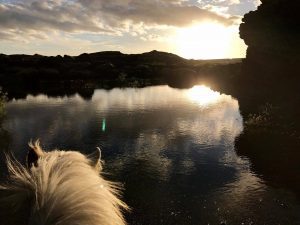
[198,0,259,16]
[0,0,233,41]
[0,1,110,33]
[253,0,261,7]
[89,0,233,26]
[203,4,230,16]
[229,0,240,4]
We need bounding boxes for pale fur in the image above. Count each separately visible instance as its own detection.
[0,141,128,225]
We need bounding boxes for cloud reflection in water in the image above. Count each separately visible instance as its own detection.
[4,85,299,224]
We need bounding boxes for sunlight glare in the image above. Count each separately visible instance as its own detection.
[186,85,221,106]
[174,23,243,59]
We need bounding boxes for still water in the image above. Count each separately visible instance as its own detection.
[2,85,300,225]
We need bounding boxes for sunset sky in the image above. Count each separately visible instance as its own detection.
[0,0,261,59]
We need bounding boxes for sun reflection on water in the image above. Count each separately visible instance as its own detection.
[4,86,300,224]
[186,85,221,106]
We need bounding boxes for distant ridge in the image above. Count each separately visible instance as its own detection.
[0,50,242,62]
[0,49,241,93]
[74,50,187,65]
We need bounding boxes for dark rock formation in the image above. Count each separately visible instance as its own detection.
[237,0,300,117]
[240,0,300,88]
[236,0,300,198]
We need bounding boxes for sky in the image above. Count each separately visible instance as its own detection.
[0,0,261,59]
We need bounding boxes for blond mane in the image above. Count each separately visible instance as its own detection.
[0,142,128,225]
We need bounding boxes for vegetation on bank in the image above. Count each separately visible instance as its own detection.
[0,89,6,123]
[0,89,9,153]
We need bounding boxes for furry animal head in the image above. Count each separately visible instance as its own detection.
[0,140,128,225]
[27,140,103,172]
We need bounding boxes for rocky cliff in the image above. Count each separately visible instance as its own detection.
[240,0,300,85]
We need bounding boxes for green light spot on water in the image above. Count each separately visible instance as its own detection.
[102,119,106,132]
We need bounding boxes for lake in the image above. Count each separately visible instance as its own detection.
[1,85,300,225]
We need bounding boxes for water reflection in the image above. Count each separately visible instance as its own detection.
[2,85,300,224]
[186,85,221,106]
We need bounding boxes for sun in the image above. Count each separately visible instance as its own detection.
[174,22,244,59]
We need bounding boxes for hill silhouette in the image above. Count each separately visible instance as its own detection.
[0,50,241,93]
